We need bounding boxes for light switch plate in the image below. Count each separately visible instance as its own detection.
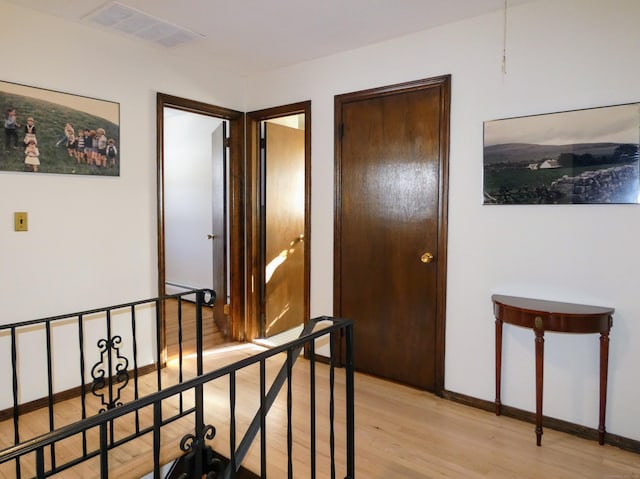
[14,212,28,231]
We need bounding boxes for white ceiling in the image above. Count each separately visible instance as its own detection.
[6,0,536,76]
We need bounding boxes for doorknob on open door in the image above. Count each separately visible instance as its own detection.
[207,234,216,239]
[420,252,434,263]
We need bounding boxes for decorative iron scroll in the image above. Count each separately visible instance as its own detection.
[177,425,221,478]
[91,335,129,412]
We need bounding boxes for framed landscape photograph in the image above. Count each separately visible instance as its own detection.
[483,102,640,204]
[1,80,119,176]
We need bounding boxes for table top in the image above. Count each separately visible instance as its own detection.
[492,294,613,333]
[492,294,614,316]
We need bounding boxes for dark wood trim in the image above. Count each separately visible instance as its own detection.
[247,101,310,121]
[229,108,246,341]
[333,76,451,393]
[0,364,157,422]
[245,101,312,341]
[156,95,167,363]
[434,75,451,395]
[156,93,246,342]
[245,114,261,340]
[157,93,243,119]
[332,93,344,366]
[442,389,640,455]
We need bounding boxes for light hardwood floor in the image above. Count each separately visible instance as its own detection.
[164,299,227,358]
[1,343,639,478]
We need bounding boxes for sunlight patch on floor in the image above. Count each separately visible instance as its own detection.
[166,342,266,368]
[253,324,304,348]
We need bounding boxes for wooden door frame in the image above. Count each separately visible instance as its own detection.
[333,76,450,394]
[245,101,312,340]
[156,93,246,360]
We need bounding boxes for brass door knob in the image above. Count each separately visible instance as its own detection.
[420,252,434,263]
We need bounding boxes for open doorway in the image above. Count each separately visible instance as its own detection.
[156,93,245,361]
[246,102,311,345]
[162,109,227,313]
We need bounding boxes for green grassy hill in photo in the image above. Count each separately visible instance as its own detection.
[1,90,119,176]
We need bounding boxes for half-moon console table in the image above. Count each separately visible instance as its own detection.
[492,294,613,446]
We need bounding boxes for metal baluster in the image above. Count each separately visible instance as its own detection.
[345,323,355,479]
[178,296,184,413]
[78,315,88,456]
[11,327,20,479]
[287,348,293,479]
[195,381,204,479]
[195,291,204,376]
[153,401,162,479]
[260,359,267,478]
[45,321,56,470]
[105,310,114,445]
[229,371,236,476]
[36,446,45,478]
[155,299,162,392]
[100,422,108,479]
[195,291,206,478]
[329,331,336,479]
[309,340,317,479]
[195,291,207,478]
[131,305,140,434]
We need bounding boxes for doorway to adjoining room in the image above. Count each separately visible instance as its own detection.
[157,93,245,360]
[246,102,311,347]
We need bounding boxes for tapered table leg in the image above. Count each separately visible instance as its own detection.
[598,325,611,445]
[495,318,503,416]
[535,329,545,446]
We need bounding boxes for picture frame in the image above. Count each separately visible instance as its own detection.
[1,80,120,176]
[483,102,640,204]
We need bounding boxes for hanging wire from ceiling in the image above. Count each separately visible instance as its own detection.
[502,0,508,76]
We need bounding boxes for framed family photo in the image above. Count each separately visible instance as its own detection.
[483,102,640,205]
[1,80,120,176]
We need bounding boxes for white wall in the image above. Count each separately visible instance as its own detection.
[0,2,244,401]
[244,0,640,441]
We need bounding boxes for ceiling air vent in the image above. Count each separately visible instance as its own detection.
[82,1,204,48]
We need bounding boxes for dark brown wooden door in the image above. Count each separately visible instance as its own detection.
[335,77,450,391]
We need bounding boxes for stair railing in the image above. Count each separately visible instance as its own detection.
[0,304,355,478]
[0,289,215,476]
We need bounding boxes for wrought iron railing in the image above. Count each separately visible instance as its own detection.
[0,290,355,478]
[0,289,214,475]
